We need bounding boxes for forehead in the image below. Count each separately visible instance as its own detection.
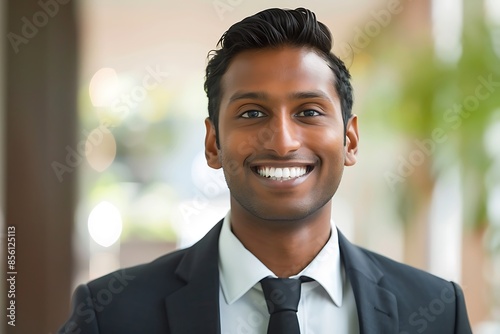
[220,46,338,101]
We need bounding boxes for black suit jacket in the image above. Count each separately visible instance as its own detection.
[59,220,472,333]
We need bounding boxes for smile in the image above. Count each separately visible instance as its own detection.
[255,166,312,181]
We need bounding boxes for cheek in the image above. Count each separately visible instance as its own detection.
[218,138,246,179]
[312,128,344,152]
[221,154,243,178]
[316,131,346,171]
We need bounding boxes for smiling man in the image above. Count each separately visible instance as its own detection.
[204,45,358,281]
[59,8,472,334]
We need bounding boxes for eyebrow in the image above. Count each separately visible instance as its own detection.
[228,90,333,104]
[288,91,333,102]
[229,91,268,103]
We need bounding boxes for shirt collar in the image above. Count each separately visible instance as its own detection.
[218,211,343,307]
[292,223,343,307]
[218,212,274,304]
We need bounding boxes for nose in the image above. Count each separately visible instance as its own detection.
[262,114,301,156]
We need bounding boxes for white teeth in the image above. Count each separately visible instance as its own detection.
[257,167,308,180]
[275,168,283,178]
[282,168,290,178]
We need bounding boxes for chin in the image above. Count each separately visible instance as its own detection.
[248,204,323,223]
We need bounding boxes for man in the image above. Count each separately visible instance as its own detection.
[59,8,472,334]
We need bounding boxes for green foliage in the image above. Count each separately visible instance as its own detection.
[360,0,500,229]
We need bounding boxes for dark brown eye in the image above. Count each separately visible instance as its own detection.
[241,110,266,118]
[296,110,321,117]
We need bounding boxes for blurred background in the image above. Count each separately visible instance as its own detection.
[1,0,499,333]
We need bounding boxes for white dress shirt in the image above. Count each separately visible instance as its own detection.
[218,212,360,334]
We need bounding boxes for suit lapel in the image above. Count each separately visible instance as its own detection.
[338,230,399,334]
[165,220,223,334]
[163,222,400,334]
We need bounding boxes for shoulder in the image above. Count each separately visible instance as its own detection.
[86,247,189,296]
[357,247,470,322]
[58,247,193,333]
[347,245,472,332]
[339,231,455,294]
[359,246,453,292]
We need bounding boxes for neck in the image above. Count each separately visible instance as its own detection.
[229,199,332,278]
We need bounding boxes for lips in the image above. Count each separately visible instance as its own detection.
[255,166,311,181]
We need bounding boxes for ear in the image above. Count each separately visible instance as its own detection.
[344,114,359,166]
[204,118,222,169]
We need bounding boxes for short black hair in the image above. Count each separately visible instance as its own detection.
[204,7,353,145]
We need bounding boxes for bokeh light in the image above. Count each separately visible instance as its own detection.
[88,201,123,247]
[85,126,117,172]
[89,67,120,107]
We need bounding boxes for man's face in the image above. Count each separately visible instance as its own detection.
[205,46,358,222]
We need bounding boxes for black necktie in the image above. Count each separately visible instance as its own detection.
[260,277,304,334]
